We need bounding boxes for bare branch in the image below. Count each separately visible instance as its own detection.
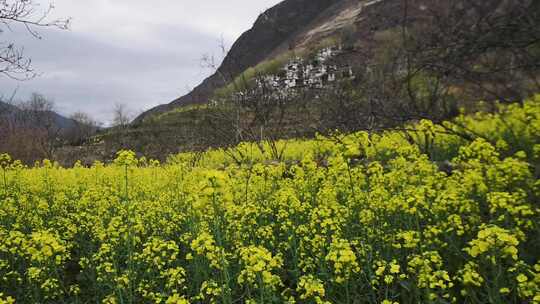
[0,0,70,79]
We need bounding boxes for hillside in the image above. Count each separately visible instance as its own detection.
[60,0,539,165]
[135,0,360,123]
[0,100,98,164]
[136,0,539,124]
[0,101,17,113]
[0,101,77,131]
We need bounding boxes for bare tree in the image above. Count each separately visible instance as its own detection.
[17,93,61,158]
[0,93,16,145]
[201,61,314,164]
[0,92,64,162]
[112,103,132,128]
[68,111,100,144]
[1,0,70,79]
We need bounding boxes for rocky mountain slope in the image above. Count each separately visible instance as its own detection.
[135,0,370,123]
[137,0,473,123]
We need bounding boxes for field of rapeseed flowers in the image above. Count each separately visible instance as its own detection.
[1,96,540,303]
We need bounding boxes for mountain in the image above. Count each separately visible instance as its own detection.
[135,0,539,125]
[72,0,539,166]
[135,0,362,123]
[0,101,18,113]
[0,101,77,131]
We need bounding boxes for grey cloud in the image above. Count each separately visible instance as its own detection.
[0,1,282,124]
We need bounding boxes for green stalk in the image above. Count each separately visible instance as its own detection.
[2,167,6,191]
[346,281,351,304]
[124,164,129,201]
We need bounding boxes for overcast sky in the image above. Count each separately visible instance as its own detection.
[0,0,282,123]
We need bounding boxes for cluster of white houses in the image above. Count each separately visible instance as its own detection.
[256,46,354,92]
[211,46,355,105]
